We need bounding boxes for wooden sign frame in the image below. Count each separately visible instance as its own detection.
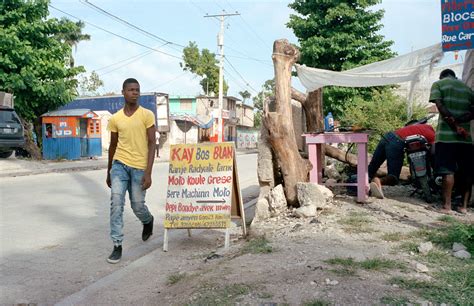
[163,142,246,252]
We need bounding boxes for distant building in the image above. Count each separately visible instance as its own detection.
[235,102,258,149]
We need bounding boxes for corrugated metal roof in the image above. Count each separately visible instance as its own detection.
[41,109,92,117]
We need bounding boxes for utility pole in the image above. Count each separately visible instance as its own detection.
[204,11,239,142]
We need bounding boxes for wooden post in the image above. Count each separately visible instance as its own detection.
[265,39,311,206]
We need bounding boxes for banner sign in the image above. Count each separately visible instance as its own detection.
[164,143,234,229]
[441,0,474,52]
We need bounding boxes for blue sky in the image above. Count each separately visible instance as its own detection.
[49,0,459,99]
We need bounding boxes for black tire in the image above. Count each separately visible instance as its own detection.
[418,176,433,203]
[0,150,13,158]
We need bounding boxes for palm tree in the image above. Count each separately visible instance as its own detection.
[239,90,251,103]
[55,19,91,67]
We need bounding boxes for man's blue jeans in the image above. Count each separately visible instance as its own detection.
[368,131,405,182]
[110,160,153,246]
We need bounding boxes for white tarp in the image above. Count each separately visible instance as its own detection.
[296,43,444,92]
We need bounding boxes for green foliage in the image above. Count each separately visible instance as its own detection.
[338,90,428,152]
[190,283,251,306]
[166,272,186,285]
[287,0,396,116]
[238,90,251,103]
[0,0,87,122]
[389,267,474,305]
[325,256,406,274]
[338,212,374,233]
[252,79,275,128]
[358,258,406,271]
[77,71,104,96]
[427,220,474,253]
[241,236,273,254]
[180,41,228,96]
[380,295,411,306]
[303,299,332,306]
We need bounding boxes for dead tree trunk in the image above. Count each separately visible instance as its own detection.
[292,87,325,169]
[20,118,41,160]
[264,39,311,206]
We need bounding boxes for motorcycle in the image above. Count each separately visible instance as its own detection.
[404,134,436,203]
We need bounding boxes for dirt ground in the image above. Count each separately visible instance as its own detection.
[133,185,473,306]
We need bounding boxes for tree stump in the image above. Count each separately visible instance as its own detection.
[264,39,311,206]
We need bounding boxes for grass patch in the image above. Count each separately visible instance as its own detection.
[325,257,405,276]
[256,291,273,299]
[398,241,419,253]
[380,295,411,305]
[329,267,357,276]
[166,272,186,285]
[324,257,355,266]
[303,299,332,306]
[190,283,251,305]
[240,236,273,254]
[427,221,474,253]
[437,215,457,224]
[359,258,406,271]
[389,266,474,305]
[381,232,407,242]
[338,212,374,233]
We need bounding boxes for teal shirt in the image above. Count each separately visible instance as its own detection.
[429,77,473,144]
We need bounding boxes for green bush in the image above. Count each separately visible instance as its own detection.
[338,89,428,152]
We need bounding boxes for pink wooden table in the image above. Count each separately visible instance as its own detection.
[303,133,369,203]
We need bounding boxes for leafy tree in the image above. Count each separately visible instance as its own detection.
[77,71,104,96]
[0,0,86,122]
[238,90,251,103]
[55,19,90,67]
[339,90,428,152]
[252,79,275,128]
[287,0,396,117]
[180,41,228,96]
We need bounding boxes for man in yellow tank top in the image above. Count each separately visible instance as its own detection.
[106,78,156,264]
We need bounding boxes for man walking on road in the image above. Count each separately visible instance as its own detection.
[106,78,156,263]
[430,69,474,214]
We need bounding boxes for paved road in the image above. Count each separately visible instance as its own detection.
[0,153,258,304]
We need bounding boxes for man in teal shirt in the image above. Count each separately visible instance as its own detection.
[429,69,474,214]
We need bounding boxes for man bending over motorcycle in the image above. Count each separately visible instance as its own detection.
[368,123,435,199]
[429,69,474,214]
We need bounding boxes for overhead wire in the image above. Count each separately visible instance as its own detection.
[79,0,185,53]
[224,0,270,49]
[224,57,260,94]
[146,72,190,92]
[94,49,155,72]
[48,5,183,60]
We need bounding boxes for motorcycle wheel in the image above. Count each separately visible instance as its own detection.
[419,176,433,203]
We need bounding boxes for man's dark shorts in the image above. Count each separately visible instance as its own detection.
[434,142,474,176]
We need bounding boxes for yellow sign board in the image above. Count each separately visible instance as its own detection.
[165,142,236,229]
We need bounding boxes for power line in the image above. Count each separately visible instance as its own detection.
[226,53,273,67]
[94,49,154,72]
[80,0,185,52]
[98,50,158,76]
[146,72,189,92]
[49,5,183,60]
[223,68,257,95]
[224,57,259,94]
[224,0,269,49]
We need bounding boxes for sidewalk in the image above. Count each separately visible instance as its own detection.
[0,147,258,178]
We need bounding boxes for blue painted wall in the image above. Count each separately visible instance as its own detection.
[60,94,157,118]
[43,138,81,160]
[87,138,102,157]
[169,96,196,115]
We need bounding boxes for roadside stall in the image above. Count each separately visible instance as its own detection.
[41,109,101,160]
